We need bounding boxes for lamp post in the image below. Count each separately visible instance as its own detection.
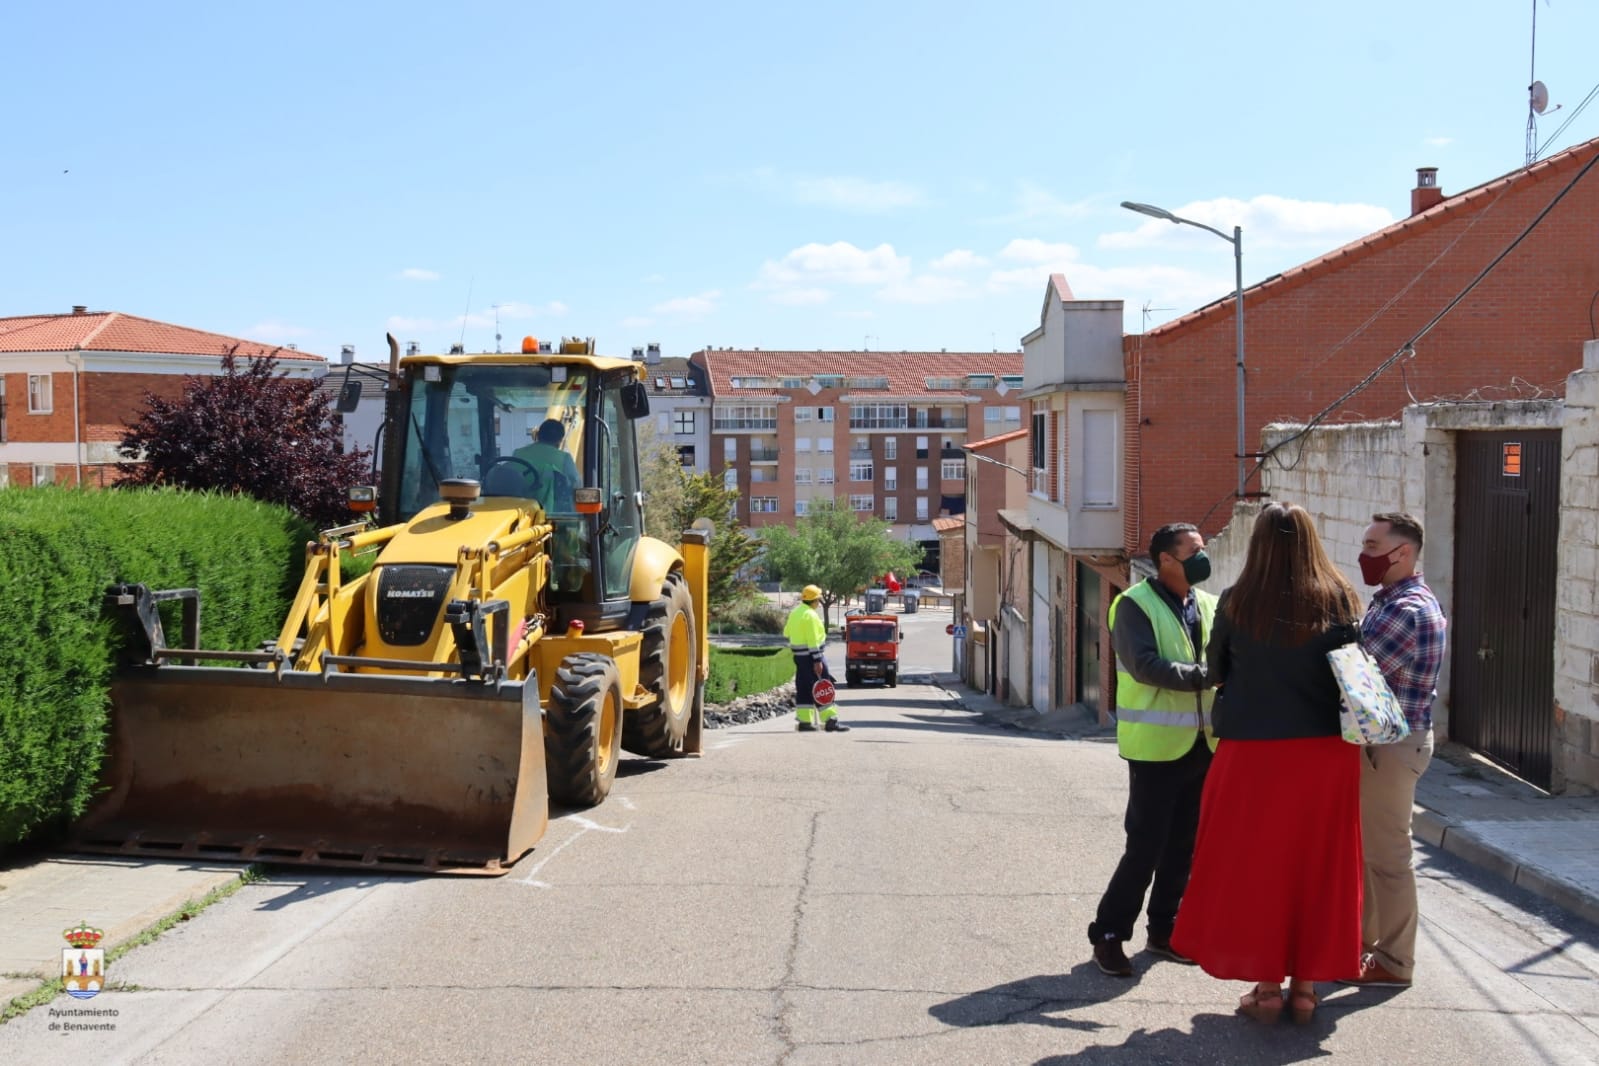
[1121,200,1247,499]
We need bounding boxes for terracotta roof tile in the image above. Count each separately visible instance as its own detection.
[692,349,1023,397]
[966,428,1029,450]
[0,310,325,361]
[931,516,965,532]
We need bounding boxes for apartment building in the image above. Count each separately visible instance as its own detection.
[691,349,1025,563]
[636,346,711,474]
[0,307,325,488]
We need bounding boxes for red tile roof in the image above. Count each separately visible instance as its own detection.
[931,516,964,533]
[0,310,324,361]
[966,428,1029,451]
[692,349,1023,397]
[1143,135,1599,342]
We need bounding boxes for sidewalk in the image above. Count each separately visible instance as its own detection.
[0,856,245,1013]
[937,675,1599,928]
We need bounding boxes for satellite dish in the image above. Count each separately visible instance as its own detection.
[1531,80,1550,114]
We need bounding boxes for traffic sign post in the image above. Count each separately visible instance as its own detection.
[953,625,968,640]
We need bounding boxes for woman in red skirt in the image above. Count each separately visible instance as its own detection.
[1171,503,1365,1024]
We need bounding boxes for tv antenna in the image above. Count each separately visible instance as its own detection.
[1141,300,1175,332]
[1526,1,1562,165]
[491,304,503,353]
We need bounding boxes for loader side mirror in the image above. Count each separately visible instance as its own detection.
[621,381,650,419]
[336,380,363,413]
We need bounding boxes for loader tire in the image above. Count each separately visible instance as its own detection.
[624,570,696,758]
[546,653,624,807]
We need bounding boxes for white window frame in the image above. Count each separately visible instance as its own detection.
[794,407,814,423]
[915,497,929,521]
[794,468,813,485]
[817,437,834,454]
[816,468,835,485]
[724,437,738,459]
[32,463,55,485]
[751,497,780,513]
[795,499,809,516]
[849,461,873,482]
[941,459,965,481]
[884,437,897,460]
[817,406,835,423]
[28,374,52,414]
[916,467,929,490]
[795,437,812,453]
[883,497,898,521]
[849,494,874,512]
[674,410,696,435]
[884,466,897,491]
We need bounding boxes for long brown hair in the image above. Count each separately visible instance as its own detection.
[1226,503,1361,644]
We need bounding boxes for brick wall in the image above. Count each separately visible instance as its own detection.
[1127,142,1599,559]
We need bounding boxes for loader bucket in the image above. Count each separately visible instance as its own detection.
[71,667,548,875]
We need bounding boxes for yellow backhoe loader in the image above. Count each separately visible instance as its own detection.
[73,335,709,875]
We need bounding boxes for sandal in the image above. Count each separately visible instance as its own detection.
[1237,984,1284,1024]
[1289,984,1320,1025]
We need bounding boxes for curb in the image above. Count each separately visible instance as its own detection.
[1412,808,1599,928]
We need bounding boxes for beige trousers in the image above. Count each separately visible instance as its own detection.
[1359,729,1434,979]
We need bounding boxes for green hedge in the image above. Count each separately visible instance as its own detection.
[705,645,793,703]
[0,487,313,848]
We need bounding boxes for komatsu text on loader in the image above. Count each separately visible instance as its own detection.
[74,335,709,874]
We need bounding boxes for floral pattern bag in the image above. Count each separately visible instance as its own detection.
[1326,642,1411,746]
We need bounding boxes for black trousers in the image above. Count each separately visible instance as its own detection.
[1088,734,1212,944]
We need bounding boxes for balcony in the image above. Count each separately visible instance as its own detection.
[848,448,873,460]
[936,417,968,430]
[748,448,780,463]
[714,417,778,432]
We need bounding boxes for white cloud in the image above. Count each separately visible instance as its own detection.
[399,268,441,282]
[998,238,1081,265]
[930,249,989,270]
[768,287,832,306]
[653,290,721,317]
[878,275,979,305]
[986,180,1095,224]
[792,175,925,212]
[1423,136,1454,148]
[757,242,911,288]
[1100,195,1394,252]
[248,320,313,339]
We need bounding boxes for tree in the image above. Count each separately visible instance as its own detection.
[117,355,372,527]
[759,499,923,628]
[636,423,762,613]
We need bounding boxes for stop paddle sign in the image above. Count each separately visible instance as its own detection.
[945,623,955,635]
[812,678,837,707]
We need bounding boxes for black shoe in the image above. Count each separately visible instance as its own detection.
[1145,934,1196,965]
[1093,936,1133,977]
[796,722,818,732]
[824,719,850,732]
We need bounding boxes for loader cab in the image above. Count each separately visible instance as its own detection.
[382,354,648,629]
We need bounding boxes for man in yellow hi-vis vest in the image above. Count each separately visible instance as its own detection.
[1089,522,1217,978]
[785,584,848,733]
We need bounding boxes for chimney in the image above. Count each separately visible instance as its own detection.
[340,344,355,365]
[71,305,87,315]
[645,342,662,364]
[631,346,645,361]
[1411,167,1443,216]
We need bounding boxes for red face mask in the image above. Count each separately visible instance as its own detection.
[1358,546,1401,586]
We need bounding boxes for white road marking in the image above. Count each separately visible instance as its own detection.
[517,814,632,887]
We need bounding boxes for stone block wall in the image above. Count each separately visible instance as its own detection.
[1555,346,1599,793]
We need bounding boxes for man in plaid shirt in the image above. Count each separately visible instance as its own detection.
[1345,512,1446,990]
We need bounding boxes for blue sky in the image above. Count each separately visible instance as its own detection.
[6,1,1597,362]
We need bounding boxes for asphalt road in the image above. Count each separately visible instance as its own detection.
[4,606,1597,1064]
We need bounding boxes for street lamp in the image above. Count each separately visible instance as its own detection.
[1121,200,1247,499]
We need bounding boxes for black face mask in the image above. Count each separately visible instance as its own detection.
[1180,550,1211,586]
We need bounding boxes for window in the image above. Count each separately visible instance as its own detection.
[794,407,814,423]
[1083,409,1118,507]
[985,407,1003,424]
[817,406,835,423]
[795,437,812,453]
[884,437,897,460]
[916,467,929,490]
[713,403,777,430]
[966,374,995,389]
[27,374,51,414]
[795,468,813,484]
[916,497,929,521]
[1001,374,1024,388]
[883,497,898,521]
[780,377,808,388]
[942,459,965,481]
[816,468,835,485]
[849,402,908,429]
[884,466,897,491]
[924,376,960,390]
[817,437,834,454]
[915,435,929,459]
[676,445,695,467]
[724,468,738,489]
[32,464,54,486]
[674,410,696,434]
[850,461,873,482]
[816,375,845,389]
[0,378,6,442]
[795,499,809,516]
[849,494,874,512]
[670,377,688,390]
[751,497,780,513]
[1031,412,1047,470]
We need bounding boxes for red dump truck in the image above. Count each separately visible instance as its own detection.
[844,613,901,687]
